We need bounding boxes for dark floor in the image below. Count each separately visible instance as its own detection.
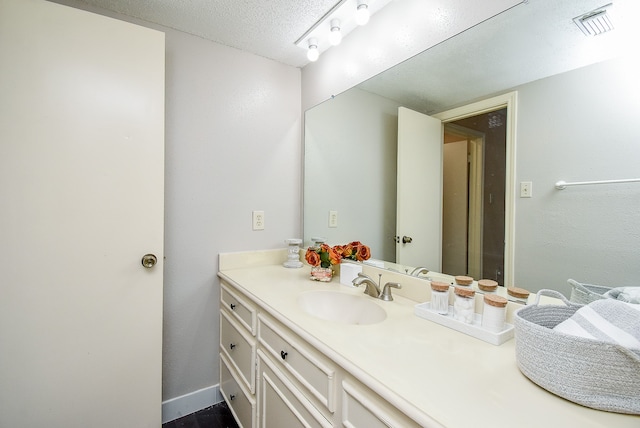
[162,401,239,428]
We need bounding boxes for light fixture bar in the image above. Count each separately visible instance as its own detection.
[355,0,370,26]
[294,0,348,46]
[294,0,393,58]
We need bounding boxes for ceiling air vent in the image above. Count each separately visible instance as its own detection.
[573,3,614,36]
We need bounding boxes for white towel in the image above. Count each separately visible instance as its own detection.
[553,299,640,350]
[603,287,640,304]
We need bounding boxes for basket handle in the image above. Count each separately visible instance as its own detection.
[532,289,581,308]
[567,279,593,295]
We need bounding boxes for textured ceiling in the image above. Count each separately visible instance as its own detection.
[61,0,637,111]
[358,0,635,114]
[72,0,340,67]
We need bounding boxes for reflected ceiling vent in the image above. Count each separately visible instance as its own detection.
[573,3,614,36]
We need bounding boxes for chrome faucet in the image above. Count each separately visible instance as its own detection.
[410,267,430,276]
[352,273,381,298]
[379,282,401,301]
[352,273,402,301]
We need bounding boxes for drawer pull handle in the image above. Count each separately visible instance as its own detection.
[229,394,236,401]
[229,343,236,350]
[230,303,236,310]
[280,350,288,360]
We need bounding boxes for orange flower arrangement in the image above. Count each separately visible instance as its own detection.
[305,241,371,268]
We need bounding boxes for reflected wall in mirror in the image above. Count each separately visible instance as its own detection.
[303,0,640,298]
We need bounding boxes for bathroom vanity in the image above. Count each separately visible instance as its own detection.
[218,249,638,428]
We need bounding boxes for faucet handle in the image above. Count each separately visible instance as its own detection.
[379,282,401,301]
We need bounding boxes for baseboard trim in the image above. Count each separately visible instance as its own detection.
[161,384,223,424]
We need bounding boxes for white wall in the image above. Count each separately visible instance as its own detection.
[49,0,302,409]
[162,29,301,402]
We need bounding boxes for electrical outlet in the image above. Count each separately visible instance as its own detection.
[252,210,264,230]
[329,210,338,228]
[520,181,533,198]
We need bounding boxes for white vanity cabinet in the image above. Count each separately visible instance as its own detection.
[341,378,421,428]
[219,283,258,428]
[219,278,422,428]
[257,350,332,428]
[218,257,640,428]
[258,313,337,417]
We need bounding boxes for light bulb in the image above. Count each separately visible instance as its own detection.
[328,19,342,46]
[307,38,319,62]
[355,1,370,26]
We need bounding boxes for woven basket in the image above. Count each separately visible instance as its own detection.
[514,290,640,414]
[568,278,612,304]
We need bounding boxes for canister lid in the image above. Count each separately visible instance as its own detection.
[454,286,475,298]
[484,294,508,307]
[454,275,473,286]
[478,279,498,291]
[430,281,450,292]
[507,287,530,299]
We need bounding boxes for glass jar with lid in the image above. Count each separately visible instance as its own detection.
[481,294,508,332]
[430,281,450,314]
[453,286,476,323]
[477,279,498,292]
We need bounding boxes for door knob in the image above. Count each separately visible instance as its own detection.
[402,236,413,244]
[141,254,157,268]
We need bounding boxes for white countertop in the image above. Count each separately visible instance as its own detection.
[218,253,639,427]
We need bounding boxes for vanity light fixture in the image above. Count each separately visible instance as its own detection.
[328,19,342,46]
[355,0,370,26]
[573,3,614,36]
[294,0,393,63]
[307,37,319,62]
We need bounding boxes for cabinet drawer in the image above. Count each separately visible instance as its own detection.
[341,380,421,428]
[221,282,257,335]
[220,353,256,428]
[257,350,332,428]
[220,310,256,393]
[258,314,336,413]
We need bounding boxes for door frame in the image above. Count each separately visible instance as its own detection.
[467,135,484,278]
[434,91,517,286]
[443,124,485,277]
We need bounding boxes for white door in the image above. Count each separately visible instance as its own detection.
[0,1,164,427]
[396,107,443,270]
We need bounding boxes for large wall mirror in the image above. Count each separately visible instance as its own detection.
[304,0,640,298]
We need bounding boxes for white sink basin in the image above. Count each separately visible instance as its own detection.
[297,290,387,325]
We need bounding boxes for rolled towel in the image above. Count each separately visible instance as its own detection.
[553,299,640,350]
[603,287,640,304]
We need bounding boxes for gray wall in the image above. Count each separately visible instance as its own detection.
[304,88,400,262]
[514,56,640,296]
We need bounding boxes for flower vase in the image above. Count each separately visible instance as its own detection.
[310,266,333,282]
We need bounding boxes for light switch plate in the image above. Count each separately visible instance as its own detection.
[520,181,532,198]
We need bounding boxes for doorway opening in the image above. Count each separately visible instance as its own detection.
[442,108,507,284]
